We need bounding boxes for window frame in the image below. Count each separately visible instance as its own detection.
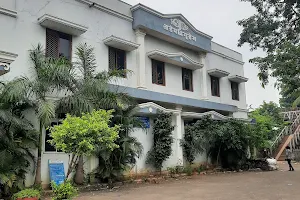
[152,59,166,86]
[231,81,240,101]
[182,68,193,92]
[45,28,72,60]
[108,46,127,78]
[210,76,220,97]
[44,119,63,153]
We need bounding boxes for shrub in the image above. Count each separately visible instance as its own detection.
[183,165,193,176]
[12,189,41,200]
[51,181,78,200]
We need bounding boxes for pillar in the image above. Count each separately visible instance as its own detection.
[200,53,208,99]
[175,106,184,165]
[135,29,147,89]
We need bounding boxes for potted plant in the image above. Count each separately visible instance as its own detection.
[13,188,41,200]
[51,181,78,200]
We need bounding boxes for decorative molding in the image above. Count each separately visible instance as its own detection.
[0,7,17,18]
[207,68,230,78]
[76,0,133,22]
[228,75,249,83]
[182,111,229,120]
[135,29,147,37]
[103,35,140,51]
[138,102,181,114]
[147,49,203,70]
[211,50,245,65]
[131,4,212,39]
[38,14,88,36]
[0,50,18,64]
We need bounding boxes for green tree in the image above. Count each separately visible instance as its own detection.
[238,0,300,105]
[55,43,132,184]
[146,112,175,171]
[49,110,120,179]
[0,84,38,198]
[2,45,73,184]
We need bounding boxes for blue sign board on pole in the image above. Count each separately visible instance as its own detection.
[139,116,150,128]
[49,160,65,185]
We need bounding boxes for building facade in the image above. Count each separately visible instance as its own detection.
[0,0,248,186]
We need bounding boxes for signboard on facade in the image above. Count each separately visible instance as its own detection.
[139,116,150,128]
[163,19,197,41]
[49,160,65,185]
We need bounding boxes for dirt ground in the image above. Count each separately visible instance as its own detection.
[74,162,300,200]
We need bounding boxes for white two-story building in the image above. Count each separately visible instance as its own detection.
[0,0,248,186]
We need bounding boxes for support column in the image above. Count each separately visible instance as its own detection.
[135,30,147,89]
[200,53,208,99]
[175,106,184,166]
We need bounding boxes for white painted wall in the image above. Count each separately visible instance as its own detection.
[0,0,248,186]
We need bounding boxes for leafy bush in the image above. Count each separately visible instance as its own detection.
[146,112,175,171]
[183,165,193,176]
[94,105,144,187]
[51,181,78,200]
[49,110,120,179]
[181,116,269,169]
[12,188,41,199]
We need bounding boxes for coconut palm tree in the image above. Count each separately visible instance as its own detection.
[2,45,74,184]
[0,83,38,198]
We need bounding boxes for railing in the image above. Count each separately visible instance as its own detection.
[282,110,300,121]
[271,111,300,154]
[271,126,289,154]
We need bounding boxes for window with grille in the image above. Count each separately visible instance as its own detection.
[152,60,165,85]
[109,47,126,77]
[231,81,239,101]
[211,76,220,97]
[182,68,193,91]
[46,28,72,60]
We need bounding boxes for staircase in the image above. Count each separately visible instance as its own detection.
[271,110,300,161]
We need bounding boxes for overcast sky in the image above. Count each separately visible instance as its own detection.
[123,0,280,109]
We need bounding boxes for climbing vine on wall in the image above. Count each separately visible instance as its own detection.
[146,111,175,171]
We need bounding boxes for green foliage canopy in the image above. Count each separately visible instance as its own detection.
[238,0,300,107]
[49,110,120,155]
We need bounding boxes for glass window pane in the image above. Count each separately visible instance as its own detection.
[116,50,125,70]
[59,38,71,60]
[45,122,57,152]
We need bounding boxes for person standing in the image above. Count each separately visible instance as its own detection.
[286,146,295,171]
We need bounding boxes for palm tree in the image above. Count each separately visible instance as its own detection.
[0,83,38,198]
[56,43,133,184]
[2,45,74,184]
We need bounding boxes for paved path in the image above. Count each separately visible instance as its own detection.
[76,162,300,200]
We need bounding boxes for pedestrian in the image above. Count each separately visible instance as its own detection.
[286,146,295,171]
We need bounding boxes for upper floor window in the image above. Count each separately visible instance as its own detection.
[46,29,72,60]
[182,68,193,91]
[109,47,126,77]
[152,60,165,85]
[231,82,239,101]
[211,76,220,97]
